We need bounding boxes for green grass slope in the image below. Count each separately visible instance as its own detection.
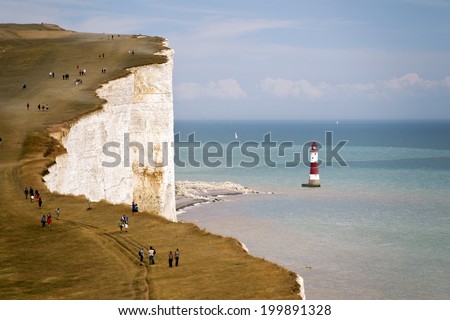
[0,23,300,300]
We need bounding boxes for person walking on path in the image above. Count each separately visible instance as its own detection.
[131,201,138,214]
[168,251,174,268]
[120,214,128,232]
[41,215,46,228]
[24,187,29,199]
[46,212,52,227]
[30,187,34,202]
[55,208,60,220]
[119,214,128,232]
[148,246,156,265]
[138,248,144,266]
[175,249,180,267]
[38,197,43,209]
[124,215,129,232]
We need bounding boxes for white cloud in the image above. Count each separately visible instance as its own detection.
[258,73,450,101]
[441,76,450,89]
[176,79,246,100]
[184,73,449,104]
[382,73,439,91]
[384,73,421,91]
[260,78,323,100]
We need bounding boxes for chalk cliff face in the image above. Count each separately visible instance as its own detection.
[44,48,177,222]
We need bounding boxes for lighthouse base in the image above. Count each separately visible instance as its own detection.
[302,183,321,188]
[302,179,321,187]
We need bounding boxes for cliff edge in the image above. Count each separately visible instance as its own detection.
[0,24,301,299]
[44,45,176,222]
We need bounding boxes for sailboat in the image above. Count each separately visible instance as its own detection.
[234,132,238,139]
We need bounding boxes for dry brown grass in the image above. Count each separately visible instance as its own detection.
[0,23,300,300]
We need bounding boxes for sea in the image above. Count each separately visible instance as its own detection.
[174,120,450,300]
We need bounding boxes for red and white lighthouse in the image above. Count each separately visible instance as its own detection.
[303,141,321,187]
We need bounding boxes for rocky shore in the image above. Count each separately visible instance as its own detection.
[175,180,258,211]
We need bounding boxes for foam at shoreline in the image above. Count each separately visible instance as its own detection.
[175,180,258,211]
[296,275,306,300]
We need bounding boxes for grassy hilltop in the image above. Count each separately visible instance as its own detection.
[0,23,300,299]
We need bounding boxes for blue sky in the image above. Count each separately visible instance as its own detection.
[2,0,450,120]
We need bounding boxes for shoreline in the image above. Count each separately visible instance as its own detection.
[175,180,306,300]
[175,180,258,211]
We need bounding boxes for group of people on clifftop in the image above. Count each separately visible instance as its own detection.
[24,186,60,227]
[120,203,182,268]
[139,247,180,268]
[21,40,140,112]
[24,186,42,208]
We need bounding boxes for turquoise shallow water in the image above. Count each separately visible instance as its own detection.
[175,120,450,299]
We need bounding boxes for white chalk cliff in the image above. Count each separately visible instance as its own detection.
[44,46,177,222]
